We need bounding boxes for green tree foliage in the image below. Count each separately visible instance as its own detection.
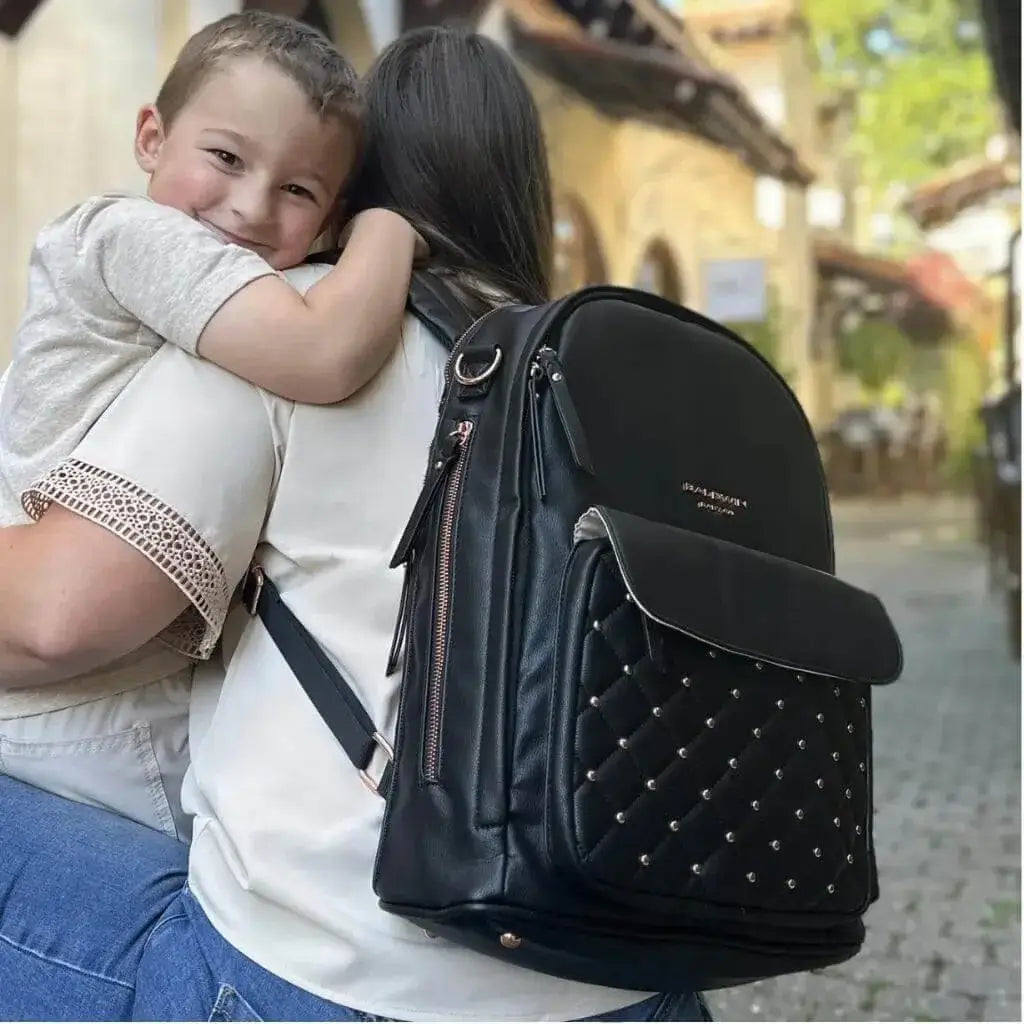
[837,317,913,393]
[802,0,1000,194]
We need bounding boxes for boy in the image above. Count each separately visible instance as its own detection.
[0,11,420,840]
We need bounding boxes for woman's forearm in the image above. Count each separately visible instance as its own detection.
[0,638,81,688]
[0,524,80,685]
[0,509,189,688]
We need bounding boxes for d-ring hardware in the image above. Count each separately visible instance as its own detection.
[454,348,502,386]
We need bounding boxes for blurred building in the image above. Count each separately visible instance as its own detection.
[0,0,375,362]
[904,153,1020,388]
[2,0,829,408]
[5,0,974,446]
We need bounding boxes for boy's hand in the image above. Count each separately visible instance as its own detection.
[340,209,429,262]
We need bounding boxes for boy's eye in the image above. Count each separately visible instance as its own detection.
[209,149,240,167]
[283,184,316,201]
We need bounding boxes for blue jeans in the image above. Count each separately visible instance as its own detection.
[0,777,711,1021]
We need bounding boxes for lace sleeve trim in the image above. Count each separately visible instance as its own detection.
[22,459,229,659]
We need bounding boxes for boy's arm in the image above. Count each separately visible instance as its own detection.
[196,209,418,404]
[83,197,418,405]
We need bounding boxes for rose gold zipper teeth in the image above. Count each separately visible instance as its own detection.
[424,420,474,781]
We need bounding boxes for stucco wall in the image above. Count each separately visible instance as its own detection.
[1,0,173,364]
[2,0,821,428]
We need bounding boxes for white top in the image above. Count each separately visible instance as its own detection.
[1,192,276,716]
[27,263,645,1021]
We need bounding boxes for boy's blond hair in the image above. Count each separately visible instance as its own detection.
[156,10,362,133]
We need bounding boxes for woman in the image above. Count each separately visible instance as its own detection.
[0,28,709,1023]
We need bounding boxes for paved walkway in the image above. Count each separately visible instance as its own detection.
[708,497,1021,1022]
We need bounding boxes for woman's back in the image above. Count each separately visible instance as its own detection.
[0,24,701,1024]
[147,261,637,1019]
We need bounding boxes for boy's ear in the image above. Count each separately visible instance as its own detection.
[134,104,166,174]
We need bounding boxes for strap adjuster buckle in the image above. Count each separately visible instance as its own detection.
[359,731,395,795]
[243,565,265,616]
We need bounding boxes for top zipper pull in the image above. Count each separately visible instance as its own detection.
[536,348,595,476]
[528,364,547,500]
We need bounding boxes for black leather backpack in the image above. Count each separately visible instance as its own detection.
[246,271,903,993]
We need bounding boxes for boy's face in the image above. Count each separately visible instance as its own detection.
[135,57,355,270]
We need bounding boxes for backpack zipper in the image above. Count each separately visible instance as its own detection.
[424,419,475,782]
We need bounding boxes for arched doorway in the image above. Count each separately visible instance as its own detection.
[552,195,608,296]
[634,239,683,302]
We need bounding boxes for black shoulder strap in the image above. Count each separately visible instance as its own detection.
[406,270,475,351]
[241,568,394,798]
[238,273,471,798]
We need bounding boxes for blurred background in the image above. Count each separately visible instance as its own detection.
[0,0,1020,1019]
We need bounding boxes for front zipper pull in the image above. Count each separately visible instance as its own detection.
[386,561,416,676]
[528,363,547,500]
[390,429,462,569]
[536,347,595,476]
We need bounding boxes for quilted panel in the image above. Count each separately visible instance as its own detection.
[570,546,875,914]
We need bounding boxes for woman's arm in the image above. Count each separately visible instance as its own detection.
[0,507,187,686]
[3,345,278,689]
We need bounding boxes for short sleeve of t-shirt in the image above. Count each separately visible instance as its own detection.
[22,345,279,659]
[74,194,279,355]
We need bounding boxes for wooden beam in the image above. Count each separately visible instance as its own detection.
[0,0,44,37]
[629,0,706,62]
[401,0,488,31]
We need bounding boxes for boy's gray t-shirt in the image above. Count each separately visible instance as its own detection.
[0,192,277,525]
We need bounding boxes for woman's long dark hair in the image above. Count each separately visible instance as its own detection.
[346,27,553,314]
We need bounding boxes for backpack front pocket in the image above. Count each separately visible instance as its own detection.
[546,506,901,920]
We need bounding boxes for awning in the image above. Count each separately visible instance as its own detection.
[682,1,797,44]
[815,239,913,291]
[0,0,43,36]
[815,238,956,342]
[506,0,813,185]
[903,157,1019,230]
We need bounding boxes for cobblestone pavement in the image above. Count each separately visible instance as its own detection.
[707,496,1022,1023]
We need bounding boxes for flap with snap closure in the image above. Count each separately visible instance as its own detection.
[574,506,902,686]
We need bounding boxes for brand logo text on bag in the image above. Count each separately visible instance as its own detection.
[682,481,749,517]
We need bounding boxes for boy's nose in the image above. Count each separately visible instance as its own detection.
[229,181,273,231]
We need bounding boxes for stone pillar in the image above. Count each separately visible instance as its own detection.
[161,0,242,77]
[781,180,816,421]
[777,25,820,426]
[321,0,377,72]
